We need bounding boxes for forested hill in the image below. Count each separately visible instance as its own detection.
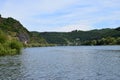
[0,15,30,43]
[40,27,120,45]
[0,15,49,55]
[0,15,28,55]
[0,15,47,47]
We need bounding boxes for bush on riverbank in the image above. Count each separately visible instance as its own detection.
[0,30,23,56]
[0,41,23,56]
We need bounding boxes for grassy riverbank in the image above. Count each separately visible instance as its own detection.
[0,30,23,56]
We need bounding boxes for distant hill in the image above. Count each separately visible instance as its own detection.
[40,27,120,45]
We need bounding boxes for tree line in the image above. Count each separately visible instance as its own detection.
[82,37,120,45]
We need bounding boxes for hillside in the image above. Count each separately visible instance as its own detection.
[40,27,120,45]
[0,15,47,46]
[0,15,49,55]
[0,15,30,43]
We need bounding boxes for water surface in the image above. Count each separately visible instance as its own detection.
[0,46,120,80]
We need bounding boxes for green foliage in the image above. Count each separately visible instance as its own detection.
[0,44,17,56]
[8,40,23,53]
[0,16,26,51]
[40,27,120,45]
[40,32,69,45]
[30,31,47,44]
[0,15,48,49]
[116,37,120,44]
[82,37,120,45]
[0,30,8,43]
[0,30,23,56]
[0,16,30,44]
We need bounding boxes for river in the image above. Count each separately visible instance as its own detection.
[0,46,120,80]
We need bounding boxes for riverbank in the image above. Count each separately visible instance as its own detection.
[0,30,23,56]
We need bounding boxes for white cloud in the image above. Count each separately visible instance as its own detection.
[35,23,93,32]
[0,0,76,17]
[0,0,120,32]
[56,24,92,32]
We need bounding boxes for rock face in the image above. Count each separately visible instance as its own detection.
[0,15,48,45]
[0,15,30,44]
[18,31,30,44]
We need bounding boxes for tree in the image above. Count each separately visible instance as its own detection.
[0,30,8,43]
[116,37,120,45]
[91,40,97,45]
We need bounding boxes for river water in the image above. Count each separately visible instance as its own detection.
[0,46,120,80]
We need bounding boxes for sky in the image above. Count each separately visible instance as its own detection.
[0,0,120,32]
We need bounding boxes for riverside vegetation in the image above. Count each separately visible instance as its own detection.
[0,15,49,56]
[0,30,23,56]
[0,14,120,56]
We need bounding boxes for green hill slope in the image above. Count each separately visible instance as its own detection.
[0,15,30,43]
[0,15,48,55]
[40,27,120,45]
[0,15,47,45]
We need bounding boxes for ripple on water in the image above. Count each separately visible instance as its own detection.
[0,46,120,80]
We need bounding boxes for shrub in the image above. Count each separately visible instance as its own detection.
[9,40,23,53]
[0,30,8,43]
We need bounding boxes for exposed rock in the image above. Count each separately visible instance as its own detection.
[0,15,30,44]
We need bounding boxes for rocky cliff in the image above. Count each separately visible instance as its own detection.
[0,15,30,44]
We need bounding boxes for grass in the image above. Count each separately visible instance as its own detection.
[0,40,23,56]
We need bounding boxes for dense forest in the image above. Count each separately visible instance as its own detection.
[40,27,120,45]
[0,15,120,55]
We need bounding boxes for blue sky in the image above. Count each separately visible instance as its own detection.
[0,0,120,32]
